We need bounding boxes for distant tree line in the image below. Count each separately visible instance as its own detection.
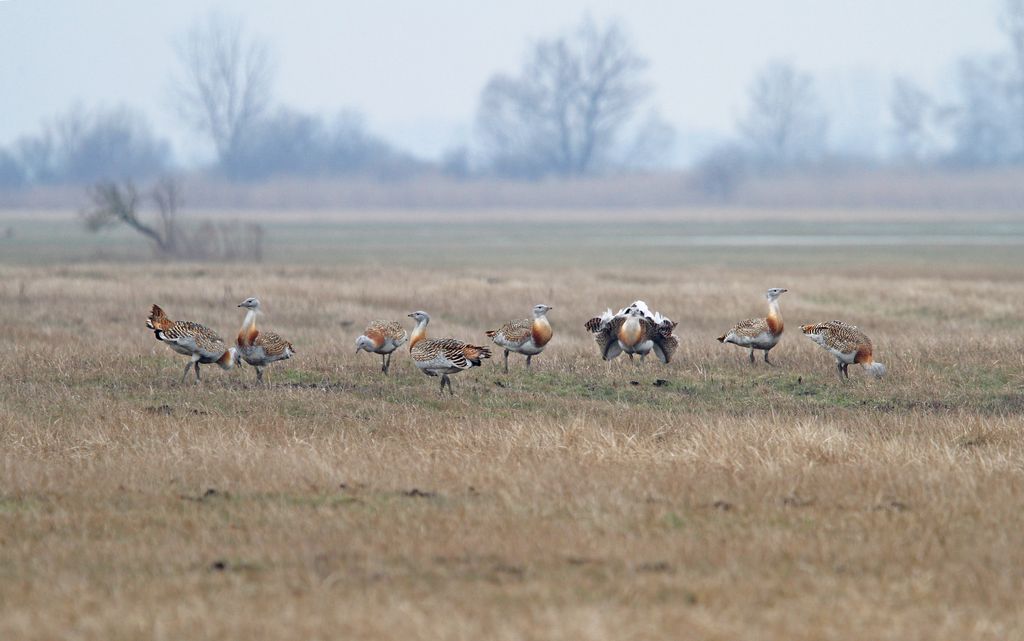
[694,0,1024,197]
[4,4,1024,192]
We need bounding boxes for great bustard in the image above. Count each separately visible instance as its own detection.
[235,297,295,382]
[485,304,554,372]
[717,288,788,364]
[584,301,679,364]
[146,304,236,383]
[801,320,886,379]
[355,320,408,374]
[407,311,491,395]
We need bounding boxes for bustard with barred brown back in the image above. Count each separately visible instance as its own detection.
[408,311,491,395]
[355,320,408,374]
[717,288,787,364]
[236,297,295,383]
[485,304,553,372]
[801,320,886,380]
[146,304,236,383]
[584,301,679,364]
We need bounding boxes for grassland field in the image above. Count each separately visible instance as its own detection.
[2,208,1024,640]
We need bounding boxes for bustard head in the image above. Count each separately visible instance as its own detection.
[238,297,262,311]
[355,335,376,353]
[532,304,553,318]
[765,288,788,301]
[407,311,431,324]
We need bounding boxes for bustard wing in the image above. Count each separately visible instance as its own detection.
[413,338,492,370]
[254,330,295,357]
[486,318,531,346]
[365,320,407,346]
[158,321,226,358]
[815,320,870,353]
[648,318,679,364]
[728,317,769,338]
[594,316,627,360]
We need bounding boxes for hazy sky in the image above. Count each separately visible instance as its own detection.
[0,1,1007,165]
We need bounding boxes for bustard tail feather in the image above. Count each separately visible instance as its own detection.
[463,344,492,366]
[147,304,173,331]
[484,329,498,338]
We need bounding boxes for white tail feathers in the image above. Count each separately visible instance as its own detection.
[865,362,886,379]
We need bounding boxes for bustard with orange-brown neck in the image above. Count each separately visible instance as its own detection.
[408,311,491,395]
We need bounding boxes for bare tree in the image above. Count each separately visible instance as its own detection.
[476,17,651,178]
[890,77,934,163]
[171,13,274,174]
[81,177,264,260]
[738,61,828,170]
[950,56,1016,166]
[692,143,748,200]
[81,181,174,254]
[1002,0,1024,159]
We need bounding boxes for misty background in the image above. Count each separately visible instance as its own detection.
[2,0,1023,210]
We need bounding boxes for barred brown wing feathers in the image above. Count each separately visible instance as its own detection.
[730,317,769,338]
[584,317,603,332]
[490,318,531,344]
[653,333,679,363]
[254,331,293,357]
[368,320,407,342]
[188,324,227,357]
[595,316,626,359]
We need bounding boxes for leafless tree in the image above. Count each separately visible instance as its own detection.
[950,56,1016,165]
[890,77,935,163]
[81,181,174,254]
[738,61,828,170]
[170,13,274,174]
[476,17,651,178]
[692,143,748,200]
[1002,0,1024,158]
[151,176,182,254]
[81,177,264,260]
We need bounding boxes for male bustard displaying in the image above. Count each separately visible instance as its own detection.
[584,301,679,364]
[801,320,886,380]
[407,311,491,395]
[485,304,554,372]
[235,297,295,382]
[355,320,408,374]
[146,304,236,383]
[717,288,788,364]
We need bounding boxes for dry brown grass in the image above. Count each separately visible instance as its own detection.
[2,239,1024,640]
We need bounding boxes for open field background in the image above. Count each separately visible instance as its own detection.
[2,209,1024,640]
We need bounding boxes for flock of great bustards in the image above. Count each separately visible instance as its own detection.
[146,289,885,395]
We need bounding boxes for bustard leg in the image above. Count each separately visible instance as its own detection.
[836,361,845,380]
[384,352,392,375]
[381,353,387,373]
[526,354,532,369]
[181,361,194,384]
[764,349,774,365]
[640,352,646,365]
[749,349,756,364]
[194,361,201,383]
[628,353,634,363]
[503,349,509,373]
[842,363,850,379]
[440,374,454,396]
[256,367,264,383]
